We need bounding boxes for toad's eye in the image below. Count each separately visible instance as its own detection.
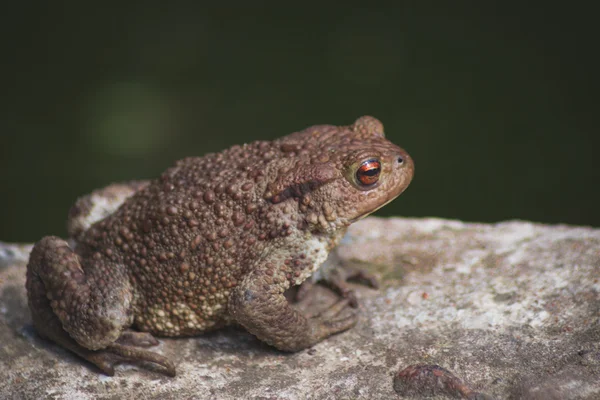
[356,159,381,186]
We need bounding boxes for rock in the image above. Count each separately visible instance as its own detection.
[1,217,599,399]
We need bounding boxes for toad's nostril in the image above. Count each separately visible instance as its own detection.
[397,156,404,165]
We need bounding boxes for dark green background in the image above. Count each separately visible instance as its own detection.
[1,3,598,242]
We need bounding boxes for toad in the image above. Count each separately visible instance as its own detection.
[26,116,414,376]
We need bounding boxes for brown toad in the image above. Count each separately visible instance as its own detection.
[26,116,414,376]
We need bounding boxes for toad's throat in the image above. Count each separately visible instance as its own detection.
[350,192,403,223]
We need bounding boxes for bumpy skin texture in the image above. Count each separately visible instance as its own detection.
[26,116,414,376]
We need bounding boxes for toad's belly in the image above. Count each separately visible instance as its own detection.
[133,297,232,337]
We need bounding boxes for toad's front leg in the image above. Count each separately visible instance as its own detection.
[228,266,358,351]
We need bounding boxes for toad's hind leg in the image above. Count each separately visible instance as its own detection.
[26,236,175,376]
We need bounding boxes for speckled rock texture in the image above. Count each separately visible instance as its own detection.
[1,217,599,399]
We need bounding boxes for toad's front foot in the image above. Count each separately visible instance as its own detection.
[297,265,379,307]
[306,297,358,335]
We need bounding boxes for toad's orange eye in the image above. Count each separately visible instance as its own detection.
[356,159,381,186]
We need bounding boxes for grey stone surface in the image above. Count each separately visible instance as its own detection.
[1,217,599,399]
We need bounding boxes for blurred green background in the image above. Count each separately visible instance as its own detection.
[1,3,598,242]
